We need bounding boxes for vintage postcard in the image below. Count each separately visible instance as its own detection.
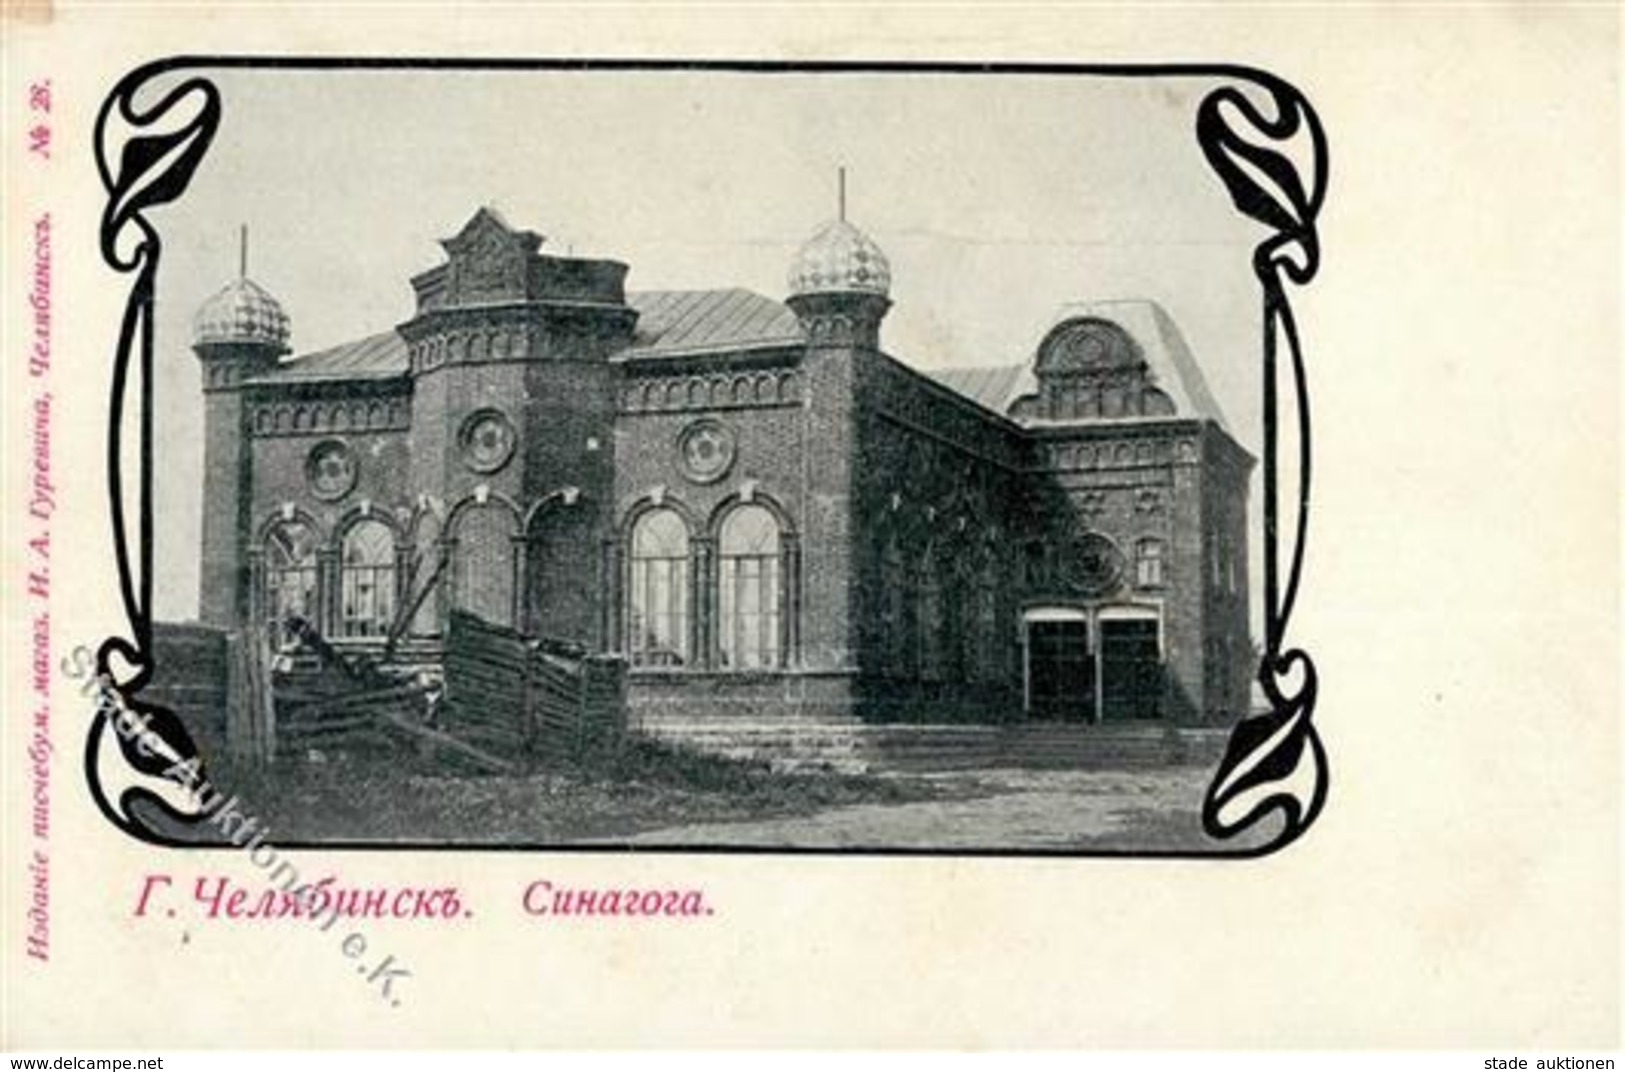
[2,3,1618,1051]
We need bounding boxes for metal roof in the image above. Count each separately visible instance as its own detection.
[925,299,1231,429]
[246,294,1225,432]
[247,329,408,384]
[193,277,291,351]
[924,364,1028,413]
[618,288,804,359]
[253,288,803,385]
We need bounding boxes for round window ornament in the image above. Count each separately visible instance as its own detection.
[305,439,358,502]
[677,419,737,484]
[1062,532,1126,597]
[458,408,517,474]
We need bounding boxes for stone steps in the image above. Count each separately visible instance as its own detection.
[633,719,1231,774]
[995,724,1229,770]
[635,721,871,773]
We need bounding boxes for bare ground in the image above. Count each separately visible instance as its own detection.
[139,740,985,846]
[595,766,1278,853]
[137,738,1271,854]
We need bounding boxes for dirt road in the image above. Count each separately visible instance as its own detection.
[600,766,1278,853]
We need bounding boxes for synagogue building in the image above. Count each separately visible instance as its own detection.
[190,206,1253,737]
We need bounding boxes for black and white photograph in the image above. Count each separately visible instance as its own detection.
[118,64,1320,854]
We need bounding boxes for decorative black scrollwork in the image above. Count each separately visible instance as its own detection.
[90,67,223,836]
[1195,78,1330,852]
[87,59,1329,859]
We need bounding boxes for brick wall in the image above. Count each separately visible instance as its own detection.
[610,354,814,676]
[204,261,1251,733]
[848,350,1031,722]
[1199,425,1255,719]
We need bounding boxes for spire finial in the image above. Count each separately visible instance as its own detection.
[837,166,847,222]
[238,224,248,281]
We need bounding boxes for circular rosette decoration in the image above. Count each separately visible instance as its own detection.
[459,408,517,474]
[1062,532,1125,597]
[305,439,358,502]
[677,419,736,484]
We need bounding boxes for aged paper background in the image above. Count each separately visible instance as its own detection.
[2,3,1619,1049]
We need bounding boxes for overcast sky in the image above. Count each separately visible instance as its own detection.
[148,67,1269,625]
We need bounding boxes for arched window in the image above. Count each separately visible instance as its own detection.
[718,504,782,669]
[882,536,907,677]
[1022,540,1047,589]
[973,554,999,682]
[407,511,444,638]
[264,519,319,646]
[525,506,595,646]
[453,503,517,628]
[628,508,690,667]
[340,519,396,638]
[917,546,944,682]
[1136,538,1165,589]
[947,557,973,684]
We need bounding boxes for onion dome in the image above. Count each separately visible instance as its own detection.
[192,277,291,351]
[787,219,891,299]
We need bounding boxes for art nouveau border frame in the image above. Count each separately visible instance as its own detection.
[87,58,1328,858]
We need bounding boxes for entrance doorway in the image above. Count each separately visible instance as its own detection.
[1022,606,1163,723]
[1024,614,1095,722]
[1099,618,1161,720]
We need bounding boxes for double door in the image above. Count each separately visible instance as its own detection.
[1024,613,1161,722]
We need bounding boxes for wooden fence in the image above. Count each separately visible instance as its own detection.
[145,623,231,763]
[217,613,625,769]
[224,627,278,765]
[225,623,444,765]
[442,610,627,759]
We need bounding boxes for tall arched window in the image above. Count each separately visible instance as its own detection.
[973,554,999,682]
[340,519,396,638]
[628,508,690,667]
[1022,540,1047,589]
[264,518,319,646]
[525,506,595,647]
[947,557,972,684]
[453,503,517,628]
[407,511,444,638]
[718,504,782,669]
[917,546,944,682]
[882,536,907,677]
